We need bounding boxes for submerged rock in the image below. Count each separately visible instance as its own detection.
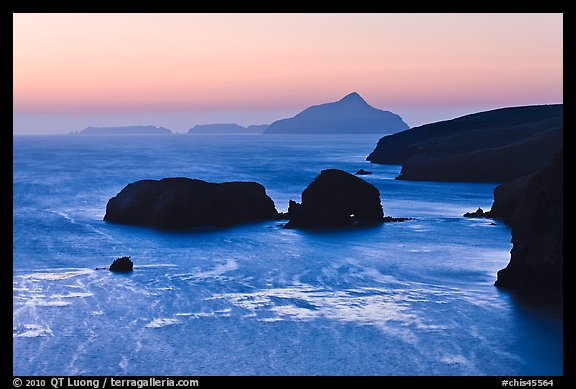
[109,256,133,273]
[104,177,279,230]
[285,169,385,228]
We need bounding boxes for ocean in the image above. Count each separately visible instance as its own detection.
[12,134,562,376]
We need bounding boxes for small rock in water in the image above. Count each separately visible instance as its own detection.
[109,256,134,273]
[383,216,414,222]
[355,169,372,175]
[463,208,485,218]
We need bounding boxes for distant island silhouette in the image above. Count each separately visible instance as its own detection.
[79,125,172,135]
[76,92,412,136]
[187,123,268,134]
[264,92,409,134]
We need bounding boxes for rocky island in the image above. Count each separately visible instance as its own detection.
[104,178,279,229]
[187,123,268,134]
[264,92,409,134]
[79,125,172,135]
[284,169,408,229]
[104,170,409,231]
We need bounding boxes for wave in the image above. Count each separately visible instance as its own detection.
[174,308,232,319]
[172,258,238,281]
[50,209,114,239]
[144,318,182,329]
[49,292,94,299]
[13,324,54,338]
[18,268,95,281]
[210,283,418,331]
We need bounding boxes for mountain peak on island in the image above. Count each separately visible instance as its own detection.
[339,91,367,104]
[264,92,408,134]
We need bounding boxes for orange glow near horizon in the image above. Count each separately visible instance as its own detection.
[13,13,563,114]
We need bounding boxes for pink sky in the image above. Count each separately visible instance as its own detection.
[13,13,563,133]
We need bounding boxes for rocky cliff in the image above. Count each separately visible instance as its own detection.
[367,104,562,182]
[491,151,563,291]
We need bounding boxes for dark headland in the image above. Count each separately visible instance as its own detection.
[365,104,563,296]
[264,92,409,134]
[468,151,563,293]
[367,104,563,182]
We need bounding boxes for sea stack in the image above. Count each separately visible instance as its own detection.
[285,169,385,228]
[104,177,279,230]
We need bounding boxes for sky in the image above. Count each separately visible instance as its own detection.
[13,13,563,134]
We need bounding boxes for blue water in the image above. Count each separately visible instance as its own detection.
[13,134,562,376]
